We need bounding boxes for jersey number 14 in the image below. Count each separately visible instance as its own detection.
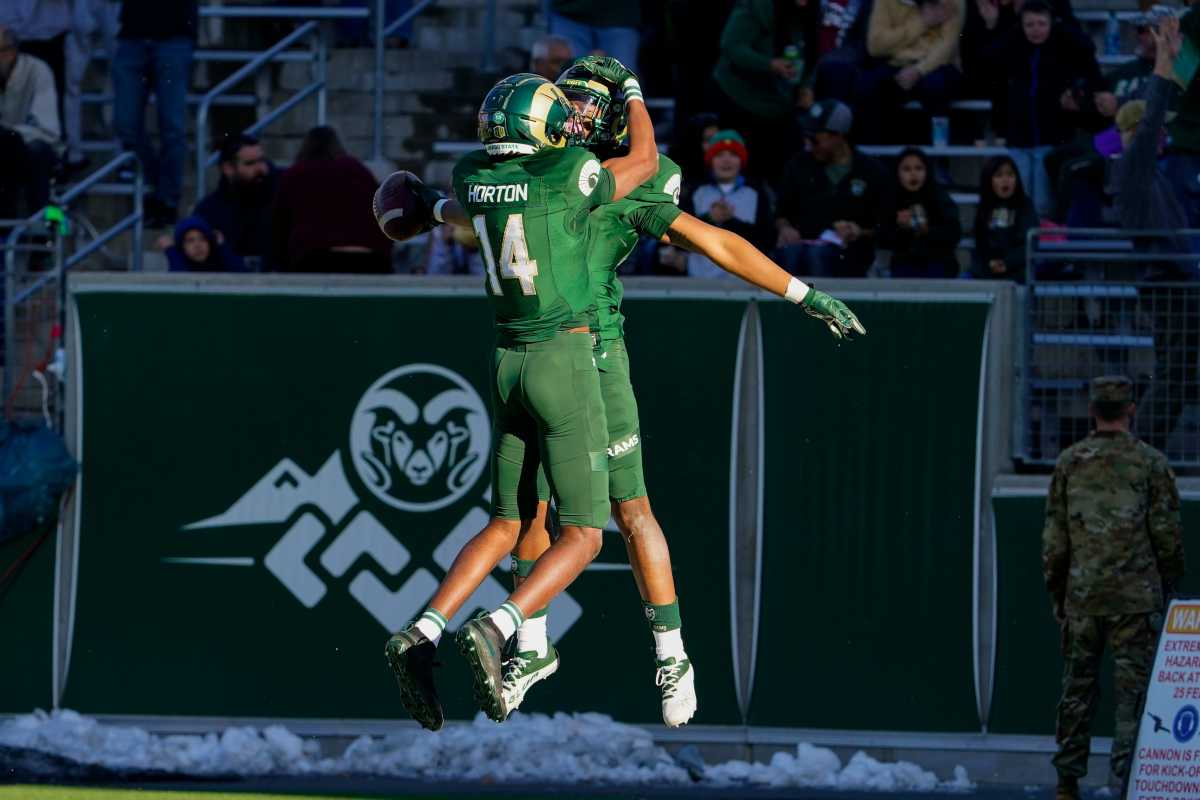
[473,213,538,296]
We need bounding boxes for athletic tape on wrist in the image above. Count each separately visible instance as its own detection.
[432,198,449,225]
[785,277,810,304]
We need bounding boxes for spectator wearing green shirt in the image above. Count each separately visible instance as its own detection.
[547,0,639,74]
[711,0,819,185]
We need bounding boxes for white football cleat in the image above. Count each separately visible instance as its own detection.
[656,656,697,727]
[500,645,560,715]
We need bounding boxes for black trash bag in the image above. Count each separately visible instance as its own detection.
[0,419,79,544]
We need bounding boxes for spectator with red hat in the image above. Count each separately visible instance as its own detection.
[682,129,775,278]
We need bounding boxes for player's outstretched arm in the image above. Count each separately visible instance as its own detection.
[576,56,658,201]
[662,212,867,340]
[401,173,472,230]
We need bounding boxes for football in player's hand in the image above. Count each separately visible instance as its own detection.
[373,171,426,241]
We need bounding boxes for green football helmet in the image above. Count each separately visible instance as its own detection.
[555,62,629,149]
[477,73,578,157]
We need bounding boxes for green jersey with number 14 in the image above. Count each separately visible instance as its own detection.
[586,155,684,341]
[452,146,616,344]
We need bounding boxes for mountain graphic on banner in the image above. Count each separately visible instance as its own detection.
[183,453,357,530]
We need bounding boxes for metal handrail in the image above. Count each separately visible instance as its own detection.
[61,151,143,207]
[3,152,143,404]
[195,21,325,196]
[199,6,368,19]
[1020,224,1200,467]
[1025,227,1200,281]
[373,0,438,161]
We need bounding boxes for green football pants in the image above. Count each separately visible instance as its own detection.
[533,336,647,505]
[490,330,609,529]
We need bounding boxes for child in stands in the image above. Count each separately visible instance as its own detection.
[971,155,1039,281]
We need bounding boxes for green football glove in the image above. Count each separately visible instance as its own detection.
[574,55,642,101]
[800,288,867,340]
[404,172,446,232]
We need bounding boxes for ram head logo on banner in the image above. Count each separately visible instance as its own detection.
[176,363,582,639]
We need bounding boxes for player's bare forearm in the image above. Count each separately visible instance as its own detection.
[604,100,658,200]
[662,213,791,296]
[664,213,865,339]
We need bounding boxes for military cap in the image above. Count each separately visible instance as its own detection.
[1090,375,1133,404]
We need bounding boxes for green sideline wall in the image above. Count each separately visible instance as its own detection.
[4,276,1180,737]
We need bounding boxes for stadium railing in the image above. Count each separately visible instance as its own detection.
[372,0,438,161]
[2,152,144,425]
[194,16,331,197]
[1020,228,1200,468]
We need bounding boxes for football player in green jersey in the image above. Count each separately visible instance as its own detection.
[384,71,660,730]
[410,56,866,728]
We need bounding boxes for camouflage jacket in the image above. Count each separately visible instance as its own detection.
[1042,430,1185,616]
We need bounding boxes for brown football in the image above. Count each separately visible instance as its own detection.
[373,170,426,241]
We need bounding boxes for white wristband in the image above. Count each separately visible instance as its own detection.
[623,78,643,103]
[433,198,449,225]
[785,277,810,304]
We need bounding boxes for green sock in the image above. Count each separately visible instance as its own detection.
[644,599,682,633]
[512,557,547,618]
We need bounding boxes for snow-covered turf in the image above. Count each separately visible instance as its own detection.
[0,709,973,792]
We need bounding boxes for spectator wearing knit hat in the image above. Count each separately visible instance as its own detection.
[682,130,775,278]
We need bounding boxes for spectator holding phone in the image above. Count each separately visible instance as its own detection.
[877,147,962,277]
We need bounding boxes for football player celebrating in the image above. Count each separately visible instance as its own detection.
[407,57,866,728]
[384,71,658,730]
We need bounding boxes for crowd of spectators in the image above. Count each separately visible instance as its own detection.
[4,0,1200,283]
[401,0,1199,283]
[614,0,1200,281]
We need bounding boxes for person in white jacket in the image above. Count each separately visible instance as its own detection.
[0,25,62,219]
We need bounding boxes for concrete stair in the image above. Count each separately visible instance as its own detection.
[57,0,540,268]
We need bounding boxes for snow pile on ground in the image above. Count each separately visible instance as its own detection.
[0,709,974,791]
[0,709,327,775]
[706,745,973,792]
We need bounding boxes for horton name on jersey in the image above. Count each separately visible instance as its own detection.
[466,183,529,204]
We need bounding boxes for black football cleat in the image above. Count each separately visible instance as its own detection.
[384,626,443,731]
[456,613,509,722]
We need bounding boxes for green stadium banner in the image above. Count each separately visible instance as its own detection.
[0,527,56,712]
[989,493,1200,735]
[63,288,745,724]
[750,298,990,732]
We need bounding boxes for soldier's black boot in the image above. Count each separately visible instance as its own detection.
[1055,775,1080,800]
[384,626,444,731]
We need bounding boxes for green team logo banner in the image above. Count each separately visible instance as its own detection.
[64,287,744,725]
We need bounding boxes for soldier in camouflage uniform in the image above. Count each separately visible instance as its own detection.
[1043,375,1186,799]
